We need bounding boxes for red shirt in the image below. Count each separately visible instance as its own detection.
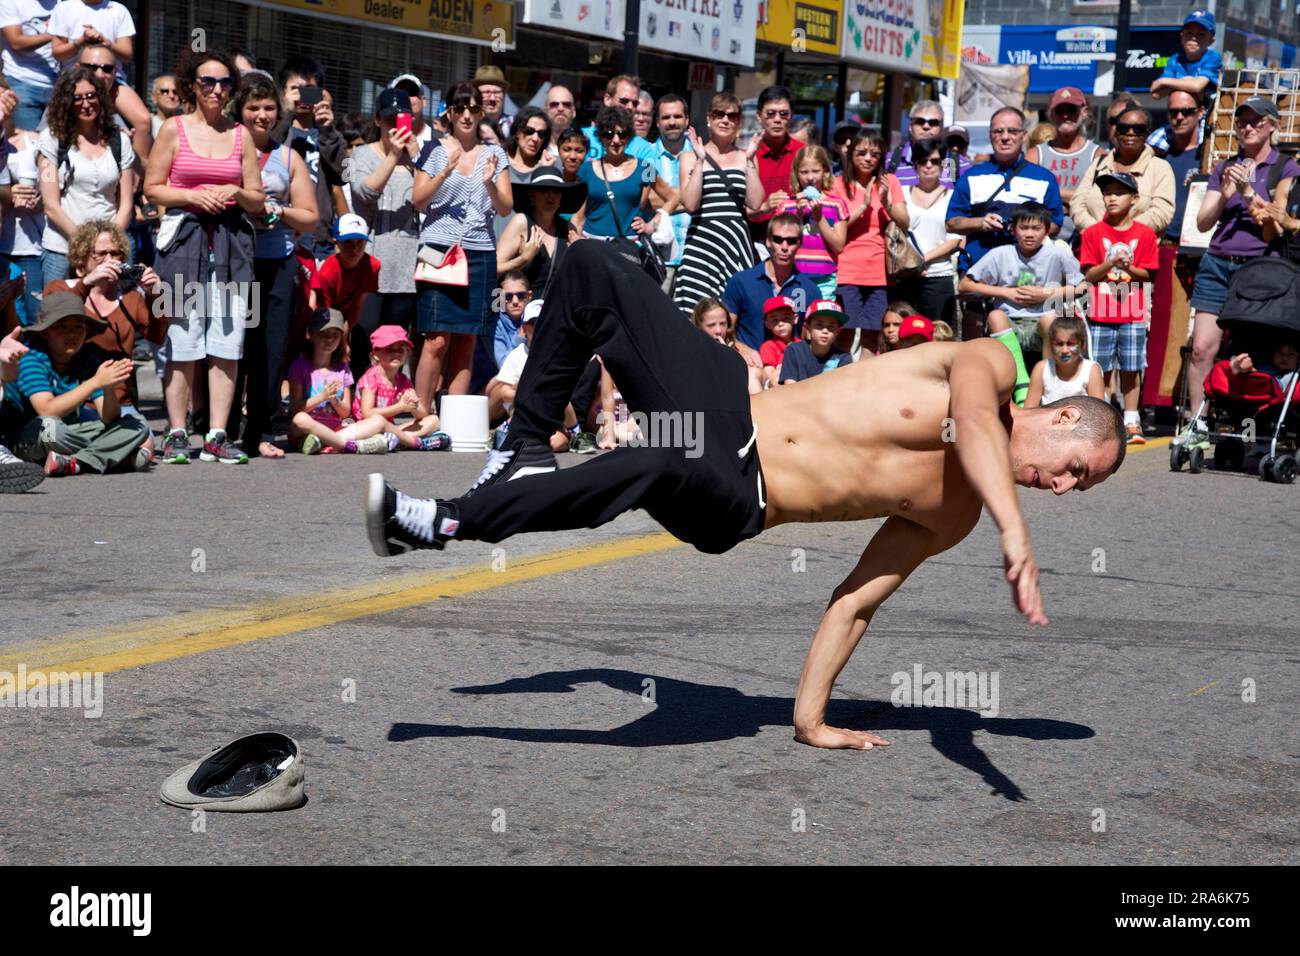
[312,253,381,322]
[753,135,800,224]
[760,338,789,368]
[1079,220,1159,323]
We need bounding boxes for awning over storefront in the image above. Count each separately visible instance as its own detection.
[961,22,1298,95]
[519,0,758,67]
[248,0,516,47]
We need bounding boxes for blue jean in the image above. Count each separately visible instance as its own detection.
[5,78,52,132]
[42,249,69,284]
[8,254,44,327]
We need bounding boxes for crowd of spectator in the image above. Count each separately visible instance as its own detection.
[2,3,1299,493]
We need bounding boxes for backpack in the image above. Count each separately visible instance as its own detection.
[57,130,124,198]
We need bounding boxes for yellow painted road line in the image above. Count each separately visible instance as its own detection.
[0,533,684,678]
[1129,436,1172,454]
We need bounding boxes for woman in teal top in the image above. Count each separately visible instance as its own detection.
[574,106,676,239]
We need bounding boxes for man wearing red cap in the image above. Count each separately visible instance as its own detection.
[1029,88,1099,243]
[367,241,1129,751]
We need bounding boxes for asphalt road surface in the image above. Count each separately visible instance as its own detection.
[1,404,1296,865]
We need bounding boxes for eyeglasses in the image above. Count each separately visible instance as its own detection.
[156,87,177,95]
[1168,107,1200,118]
[990,127,1023,137]
[600,128,629,141]
[547,100,574,110]
[82,63,115,74]
[616,96,638,108]
[769,234,801,246]
[1114,122,1149,135]
[1235,114,1272,129]
[1051,105,1081,117]
[916,156,942,167]
[762,109,791,120]
[522,126,547,139]
[72,92,99,104]
[709,109,741,122]
[448,103,482,116]
[911,117,942,127]
[501,291,531,302]
[197,75,236,92]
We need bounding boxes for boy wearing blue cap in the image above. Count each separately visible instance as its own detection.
[1150,11,1222,105]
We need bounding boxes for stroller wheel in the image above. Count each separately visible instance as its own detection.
[1188,446,1205,474]
[1272,455,1298,485]
[1169,444,1182,472]
[1259,456,1276,482]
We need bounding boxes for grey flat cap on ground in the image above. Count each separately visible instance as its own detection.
[160,732,305,812]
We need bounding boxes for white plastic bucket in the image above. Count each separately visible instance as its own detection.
[439,394,491,452]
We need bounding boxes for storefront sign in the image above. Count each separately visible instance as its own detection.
[841,0,926,73]
[921,0,963,80]
[755,0,840,58]
[257,0,516,46]
[521,0,757,66]
[688,61,716,90]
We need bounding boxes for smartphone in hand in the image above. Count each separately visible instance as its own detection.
[396,113,412,137]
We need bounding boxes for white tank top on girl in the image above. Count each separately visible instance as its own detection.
[1042,357,1097,404]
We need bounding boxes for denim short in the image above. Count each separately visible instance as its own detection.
[1090,321,1147,373]
[835,284,888,330]
[1189,252,1247,315]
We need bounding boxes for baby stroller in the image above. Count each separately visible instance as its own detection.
[1170,258,1300,482]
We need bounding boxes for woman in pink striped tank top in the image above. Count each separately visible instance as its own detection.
[144,49,265,465]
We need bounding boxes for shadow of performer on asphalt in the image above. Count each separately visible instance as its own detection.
[387,668,1094,802]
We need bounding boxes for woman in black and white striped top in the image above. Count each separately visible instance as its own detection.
[670,91,765,316]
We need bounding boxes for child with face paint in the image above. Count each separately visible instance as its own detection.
[1025,316,1104,408]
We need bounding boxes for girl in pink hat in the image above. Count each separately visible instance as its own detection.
[354,325,451,450]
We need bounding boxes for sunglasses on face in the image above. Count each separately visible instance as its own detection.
[197,75,236,92]
[548,101,574,110]
[769,234,801,246]
[916,156,942,167]
[763,109,791,119]
[911,117,942,128]
[448,103,482,116]
[72,92,99,104]
[82,62,114,74]
[616,96,638,107]
[522,126,547,139]
[1114,122,1148,135]
[600,128,628,141]
[156,87,176,95]
[1235,115,1271,129]
[1052,105,1081,117]
[710,110,741,122]
[1168,106,1200,117]
[502,291,531,302]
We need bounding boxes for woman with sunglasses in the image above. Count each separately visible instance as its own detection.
[1183,98,1300,417]
[575,105,675,244]
[831,128,909,354]
[144,49,264,465]
[36,67,135,283]
[892,138,960,332]
[505,106,554,182]
[669,92,762,314]
[411,81,512,412]
[1071,106,1175,235]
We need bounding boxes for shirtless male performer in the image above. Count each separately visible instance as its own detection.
[365,239,1127,752]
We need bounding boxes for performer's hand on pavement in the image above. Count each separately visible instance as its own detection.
[1003,529,1048,625]
[795,723,890,751]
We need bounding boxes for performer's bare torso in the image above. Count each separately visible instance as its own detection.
[753,343,988,538]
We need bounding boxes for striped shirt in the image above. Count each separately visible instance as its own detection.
[419,142,509,252]
[775,194,848,276]
[11,343,102,423]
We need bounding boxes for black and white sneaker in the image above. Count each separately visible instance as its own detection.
[366,473,460,556]
[0,444,44,494]
[464,438,557,498]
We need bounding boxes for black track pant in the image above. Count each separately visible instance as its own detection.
[452,241,767,554]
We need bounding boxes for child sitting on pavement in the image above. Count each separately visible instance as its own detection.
[0,325,45,492]
[353,325,451,451]
[959,202,1086,404]
[1025,315,1104,407]
[878,301,917,353]
[693,297,763,394]
[310,214,382,377]
[488,300,581,453]
[779,299,854,383]
[758,296,797,388]
[289,308,392,455]
[7,292,150,477]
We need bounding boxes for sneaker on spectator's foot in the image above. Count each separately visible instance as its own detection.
[1126,424,1146,445]
[419,431,452,451]
[43,451,80,477]
[0,444,44,493]
[199,429,248,464]
[132,446,154,471]
[160,430,191,464]
[386,432,401,452]
[366,473,459,556]
[351,434,390,455]
[569,431,598,455]
[465,437,556,497]
[301,434,322,456]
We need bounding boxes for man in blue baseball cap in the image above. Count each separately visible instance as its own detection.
[1150,10,1222,105]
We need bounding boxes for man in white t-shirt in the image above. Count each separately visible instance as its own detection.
[0,0,59,129]
[487,299,580,452]
[47,0,134,85]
